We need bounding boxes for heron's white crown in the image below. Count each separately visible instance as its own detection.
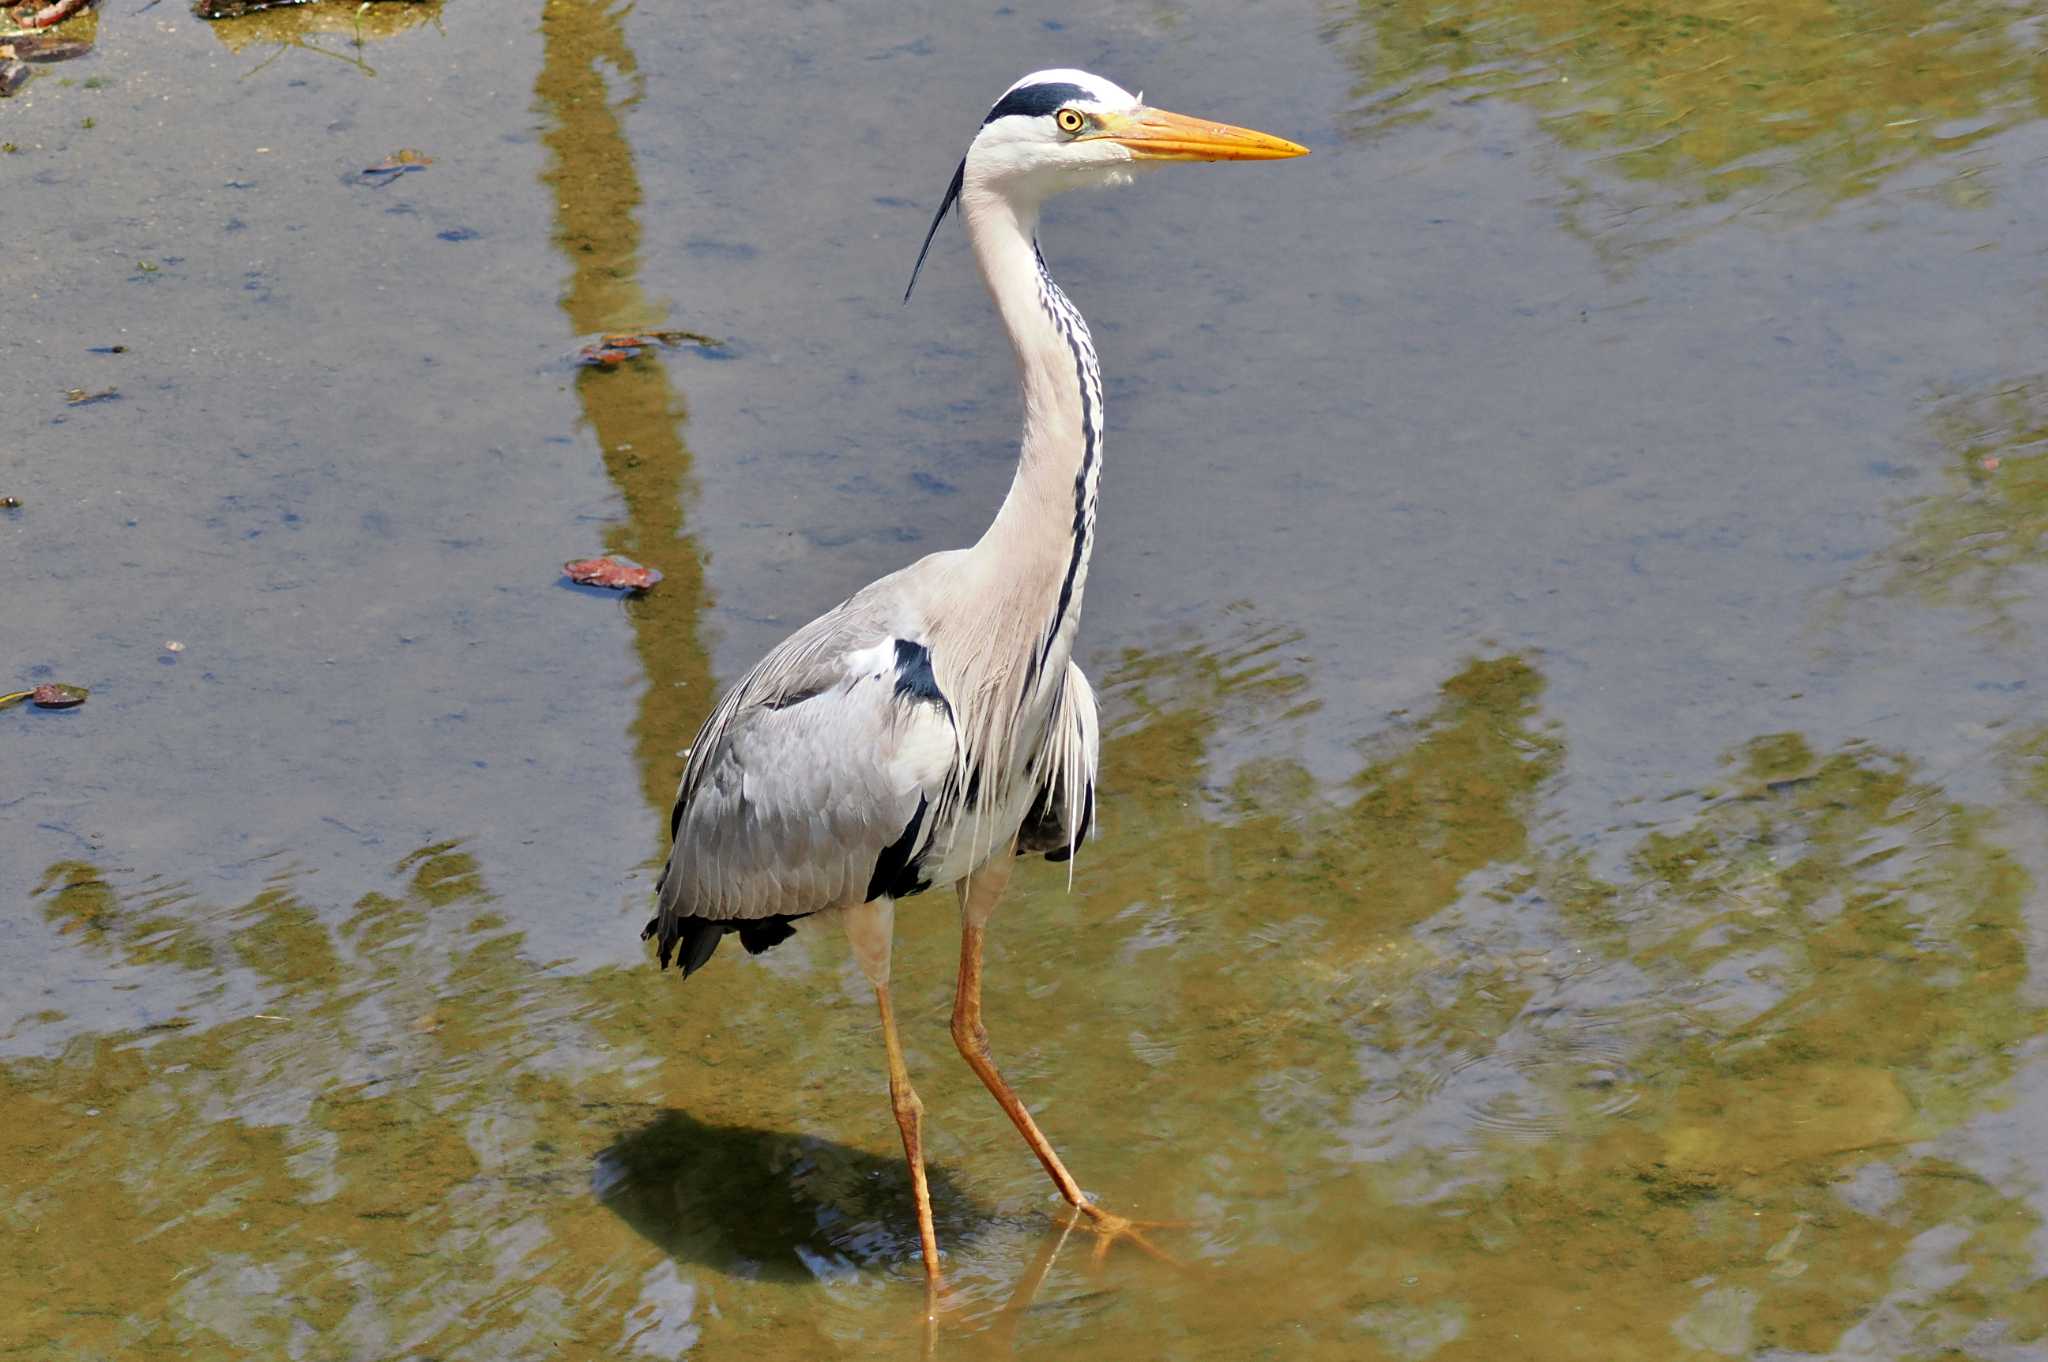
[971,69,1147,194]
[904,68,1304,300]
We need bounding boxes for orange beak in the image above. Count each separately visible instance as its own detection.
[1093,107,1309,162]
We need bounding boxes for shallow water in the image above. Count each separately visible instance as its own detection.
[5,0,2047,1357]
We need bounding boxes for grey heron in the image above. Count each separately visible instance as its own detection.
[643,68,1306,1288]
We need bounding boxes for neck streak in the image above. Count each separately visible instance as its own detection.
[960,184,1103,696]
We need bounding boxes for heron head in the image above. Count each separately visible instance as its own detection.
[906,69,1307,299]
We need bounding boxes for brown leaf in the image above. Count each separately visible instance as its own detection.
[576,330,722,368]
[364,148,433,175]
[576,342,638,368]
[31,683,88,708]
[563,556,662,592]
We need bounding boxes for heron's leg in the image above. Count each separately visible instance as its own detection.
[950,855,1178,1265]
[949,853,1087,1205]
[845,898,942,1295]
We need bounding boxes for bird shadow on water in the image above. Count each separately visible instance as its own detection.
[592,1107,994,1285]
[592,1109,1130,1352]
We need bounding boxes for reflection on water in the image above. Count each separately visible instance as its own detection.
[537,0,716,821]
[199,0,442,70]
[1882,372,2048,629]
[11,638,2042,1355]
[1332,0,2046,261]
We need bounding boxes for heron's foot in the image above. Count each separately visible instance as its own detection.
[1066,1199,1187,1267]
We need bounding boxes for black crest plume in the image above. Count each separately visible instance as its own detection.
[904,157,966,303]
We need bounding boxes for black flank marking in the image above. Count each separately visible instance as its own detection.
[866,795,930,902]
[1020,774,1095,862]
[983,81,1095,125]
[891,639,951,715]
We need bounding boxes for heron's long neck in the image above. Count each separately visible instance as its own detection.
[964,188,1103,681]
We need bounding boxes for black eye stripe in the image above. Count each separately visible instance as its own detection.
[983,82,1097,125]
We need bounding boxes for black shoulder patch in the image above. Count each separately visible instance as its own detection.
[891,639,950,713]
[983,81,1095,125]
[866,795,931,902]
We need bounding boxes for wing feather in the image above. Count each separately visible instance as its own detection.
[654,590,960,928]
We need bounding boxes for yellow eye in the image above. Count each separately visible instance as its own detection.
[1055,108,1086,134]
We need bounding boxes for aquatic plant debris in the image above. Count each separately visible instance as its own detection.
[574,329,722,368]
[563,556,662,591]
[63,387,118,406]
[0,683,88,710]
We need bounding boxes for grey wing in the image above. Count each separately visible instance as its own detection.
[1017,660,1099,863]
[654,608,961,930]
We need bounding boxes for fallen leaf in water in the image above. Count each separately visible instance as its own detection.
[63,387,118,405]
[575,329,723,368]
[364,148,432,175]
[564,556,662,591]
[2,683,89,710]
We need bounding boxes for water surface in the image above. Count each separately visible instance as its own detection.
[5,0,2047,1357]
